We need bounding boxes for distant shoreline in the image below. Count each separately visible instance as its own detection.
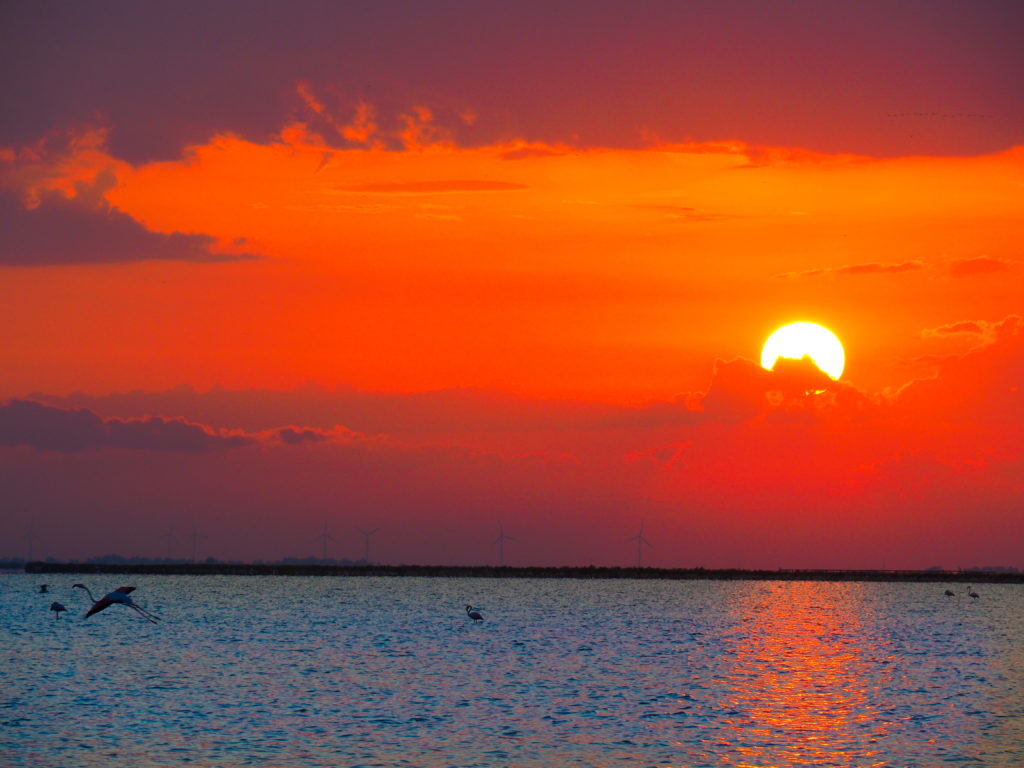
[19,562,1024,583]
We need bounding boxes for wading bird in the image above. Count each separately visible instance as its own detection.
[73,584,161,623]
[968,587,979,600]
[39,584,48,593]
[466,605,483,621]
[50,601,65,619]
[944,589,955,597]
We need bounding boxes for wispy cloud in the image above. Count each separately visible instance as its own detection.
[921,314,1022,343]
[334,180,526,194]
[948,256,1014,277]
[776,260,926,279]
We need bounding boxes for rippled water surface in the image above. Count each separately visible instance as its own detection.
[2,575,1023,767]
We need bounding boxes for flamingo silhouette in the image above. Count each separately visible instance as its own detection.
[465,604,483,621]
[73,584,161,623]
[50,601,66,619]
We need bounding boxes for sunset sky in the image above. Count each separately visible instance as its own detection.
[2,1,1023,568]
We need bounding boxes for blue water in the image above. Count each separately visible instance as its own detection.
[2,574,1023,767]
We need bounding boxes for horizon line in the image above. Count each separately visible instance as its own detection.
[17,562,1024,584]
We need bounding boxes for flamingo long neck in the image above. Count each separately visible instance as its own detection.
[76,585,97,602]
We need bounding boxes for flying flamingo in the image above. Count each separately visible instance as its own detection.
[73,584,161,623]
[465,604,483,621]
[50,601,66,619]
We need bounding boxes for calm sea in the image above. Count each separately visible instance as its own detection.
[2,574,1022,767]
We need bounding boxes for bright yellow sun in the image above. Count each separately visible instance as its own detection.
[761,322,845,380]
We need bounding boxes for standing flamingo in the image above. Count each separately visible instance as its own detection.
[73,584,161,623]
[967,586,980,600]
[50,601,66,619]
[465,604,483,621]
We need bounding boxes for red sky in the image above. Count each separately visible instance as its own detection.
[2,2,1023,568]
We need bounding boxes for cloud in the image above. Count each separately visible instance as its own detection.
[499,143,572,161]
[334,180,526,194]
[921,314,1022,345]
[922,320,986,337]
[341,103,379,146]
[30,384,711,444]
[948,256,1013,277]
[398,106,448,150]
[633,203,732,222]
[296,85,381,150]
[0,176,258,266]
[776,260,926,279]
[626,441,691,470]
[897,315,1024,421]
[0,400,256,452]
[4,3,1024,166]
[699,356,848,422]
[835,261,926,276]
[28,356,884,452]
[274,426,333,445]
[6,356,1024,567]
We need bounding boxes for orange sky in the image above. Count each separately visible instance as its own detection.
[3,124,1022,401]
[2,3,1023,567]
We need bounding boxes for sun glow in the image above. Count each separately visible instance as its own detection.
[761,322,845,380]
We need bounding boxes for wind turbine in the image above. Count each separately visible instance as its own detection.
[628,521,653,568]
[493,523,515,567]
[315,521,335,561]
[188,525,199,563]
[163,524,175,560]
[24,525,37,563]
[359,527,380,563]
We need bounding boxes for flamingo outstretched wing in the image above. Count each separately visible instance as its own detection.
[82,585,160,623]
[84,586,136,617]
[85,596,114,618]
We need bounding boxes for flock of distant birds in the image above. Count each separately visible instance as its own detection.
[947,587,980,600]
[39,579,983,626]
[40,581,983,625]
[39,582,488,624]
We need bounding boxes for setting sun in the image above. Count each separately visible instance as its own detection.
[761,322,845,380]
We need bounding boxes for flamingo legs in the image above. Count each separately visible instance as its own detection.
[125,598,162,623]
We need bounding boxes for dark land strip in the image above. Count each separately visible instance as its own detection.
[21,562,1024,583]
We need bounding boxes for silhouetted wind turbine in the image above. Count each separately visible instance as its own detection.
[315,521,335,561]
[493,523,515,567]
[163,524,175,560]
[628,521,653,568]
[359,527,380,563]
[24,525,37,562]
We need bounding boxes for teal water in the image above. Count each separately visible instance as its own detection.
[2,574,1022,767]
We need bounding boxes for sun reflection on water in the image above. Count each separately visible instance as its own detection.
[684,582,900,767]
